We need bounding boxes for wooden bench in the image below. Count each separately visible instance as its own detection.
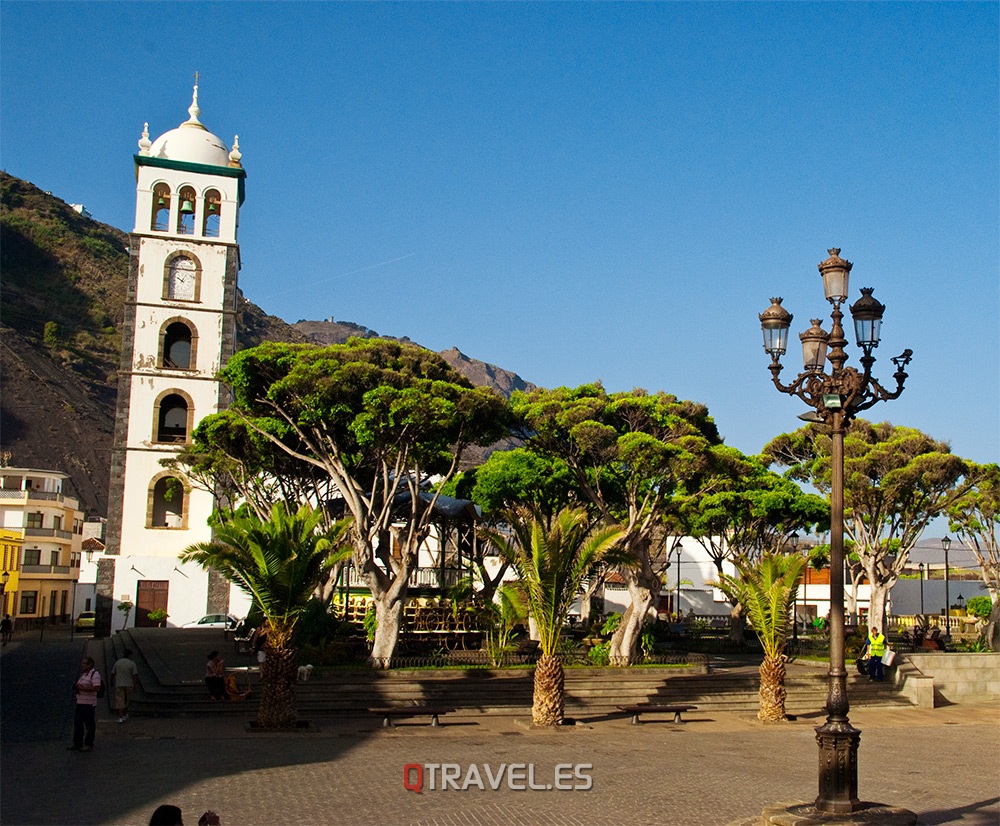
[369,706,456,729]
[617,704,697,725]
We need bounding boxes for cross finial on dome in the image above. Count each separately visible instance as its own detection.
[184,74,204,128]
[138,122,152,155]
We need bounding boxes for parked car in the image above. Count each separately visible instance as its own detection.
[182,613,239,630]
[75,611,96,631]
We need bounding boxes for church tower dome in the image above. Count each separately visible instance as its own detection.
[140,82,236,167]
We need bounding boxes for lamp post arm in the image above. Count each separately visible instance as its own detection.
[849,362,910,416]
[767,361,830,411]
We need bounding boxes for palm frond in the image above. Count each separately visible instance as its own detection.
[483,506,623,656]
[709,551,806,658]
[180,502,353,635]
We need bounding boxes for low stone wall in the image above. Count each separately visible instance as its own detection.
[896,652,1000,707]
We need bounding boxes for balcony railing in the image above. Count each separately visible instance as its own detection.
[19,564,74,576]
[0,489,76,506]
[344,566,466,590]
[25,528,74,540]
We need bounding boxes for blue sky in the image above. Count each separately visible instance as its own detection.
[2,2,997,469]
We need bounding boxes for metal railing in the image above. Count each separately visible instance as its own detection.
[25,528,74,540]
[0,490,73,505]
[344,566,466,590]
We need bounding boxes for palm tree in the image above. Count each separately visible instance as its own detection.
[710,551,807,722]
[484,506,624,726]
[181,503,351,727]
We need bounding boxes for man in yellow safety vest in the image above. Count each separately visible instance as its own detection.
[867,626,886,682]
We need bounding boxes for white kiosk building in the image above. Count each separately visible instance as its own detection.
[97,84,251,633]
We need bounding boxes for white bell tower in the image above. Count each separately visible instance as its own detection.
[98,83,247,634]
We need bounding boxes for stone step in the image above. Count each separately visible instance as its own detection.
[114,628,911,717]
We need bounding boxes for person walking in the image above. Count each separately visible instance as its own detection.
[867,626,887,682]
[1,614,12,645]
[68,655,101,751]
[205,651,226,701]
[112,647,140,722]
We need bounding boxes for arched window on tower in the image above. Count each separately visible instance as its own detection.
[151,184,171,232]
[165,254,199,301]
[176,186,197,235]
[203,189,222,238]
[155,393,190,443]
[161,321,195,369]
[149,475,185,529]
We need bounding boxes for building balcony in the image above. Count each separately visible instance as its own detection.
[25,528,74,540]
[20,565,74,576]
[0,489,79,509]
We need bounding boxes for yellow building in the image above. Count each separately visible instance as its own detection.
[0,468,83,626]
[1,528,21,618]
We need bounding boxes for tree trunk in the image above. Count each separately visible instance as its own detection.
[257,645,298,728]
[985,600,1000,653]
[729,602,747,644]
[867,575,892,634]
[757,654,788,722]
[609,574,657,665]
[532,653,565,726]
[369,597,404,668]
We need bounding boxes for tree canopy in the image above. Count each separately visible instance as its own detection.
[764,419,969,630]
[177,338,512,663]
[511,383,724,662]
[678,446,829,571]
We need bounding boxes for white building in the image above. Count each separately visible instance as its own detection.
[97,84,251,632]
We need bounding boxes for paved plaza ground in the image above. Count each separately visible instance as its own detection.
[1,628,997,826]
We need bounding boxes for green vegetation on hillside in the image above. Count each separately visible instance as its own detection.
[1,172,127,383]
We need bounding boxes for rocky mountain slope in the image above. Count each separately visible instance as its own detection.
[0,173,532,516]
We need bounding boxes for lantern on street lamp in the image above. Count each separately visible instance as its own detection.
[758,248,911,816]
[760,297,793,358]
[818,247,852,304]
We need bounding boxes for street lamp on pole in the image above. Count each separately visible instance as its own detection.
[918,563,925,615]
[674,542,683,619]
[942,536,951,644]
[759,248,910,815]
[789,532,801,647]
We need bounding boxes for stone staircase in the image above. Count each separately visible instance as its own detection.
[105,629,913,719]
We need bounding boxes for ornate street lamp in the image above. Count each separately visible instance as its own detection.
[759,249,911,815]
[789,533,801,647]
[674,542,683,619]
[941,535,951,643]
[918,562,925,615]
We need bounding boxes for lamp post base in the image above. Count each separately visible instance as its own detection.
[728,800,917,826]
[815,721,862,813]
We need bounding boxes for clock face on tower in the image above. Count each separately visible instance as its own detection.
[167,256,197,301]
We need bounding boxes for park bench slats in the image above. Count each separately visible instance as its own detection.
[617,703,698,724]
[369,706,456,728]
